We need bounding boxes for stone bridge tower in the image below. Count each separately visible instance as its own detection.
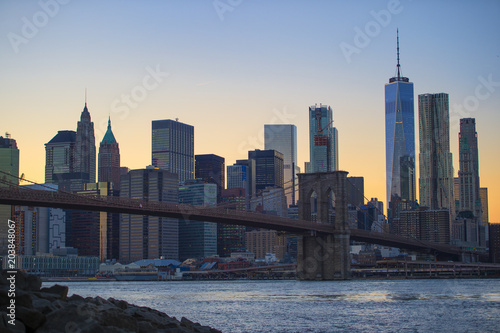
[297,171,350,280]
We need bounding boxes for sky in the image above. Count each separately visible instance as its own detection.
[1,0,499,222]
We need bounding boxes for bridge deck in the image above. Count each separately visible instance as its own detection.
[0,187,463,257]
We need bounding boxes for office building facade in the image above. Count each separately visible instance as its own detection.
[120,168,179,262]
[490,223,500,263]
[13,184,66,255]
[227,164,248,190]
[178,180,217,260]
[250,187,288,218]
[98,117,121,191]
[45,130,79,191]
[245,229,286,260]
[0,135,19,255]
[480,187,488,224]
[248,149,284,195]
[195,154,225,203]
[457,118,484,247]
[308,104,338,173]
[152,119,194,182]
[218,188,246,257]
[71,182,119,262]
[346,176,364,208]
[397,208,450,245]
[418,93,454,217]
[264,124,300,206]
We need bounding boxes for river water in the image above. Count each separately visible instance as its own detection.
[44,279,500,333]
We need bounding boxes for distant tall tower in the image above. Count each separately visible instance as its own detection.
[98,117,121,190]
[308,104,338,173]
[458,118,480,213]
[0,134,19,255]
[418,93,454,216]
[75,102,96,189]
[152,119,194,183]
[385,30,416,210]
[264,124,300,206]
[458,118,484,245]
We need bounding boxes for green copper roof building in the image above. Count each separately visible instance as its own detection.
[101,117,117,144]
[98,117,121,190]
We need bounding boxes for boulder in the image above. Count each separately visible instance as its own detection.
[39,284,68,301]
[16,306,46,331]
[0,271,222,333]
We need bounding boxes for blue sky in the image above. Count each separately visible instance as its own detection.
[1,0,499,220]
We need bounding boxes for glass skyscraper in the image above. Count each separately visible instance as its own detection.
[178,180,217,260]
[248,149,284,195]
[385,32,416,209]
[308,104,338,173]
[264,124,300,206]
[152,119,194,183]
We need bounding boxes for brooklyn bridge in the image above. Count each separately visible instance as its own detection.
[0,171,468,280]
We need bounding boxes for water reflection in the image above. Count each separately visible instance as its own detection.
[48,279,500,333]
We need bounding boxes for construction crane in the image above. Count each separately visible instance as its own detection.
[313,109,334,146]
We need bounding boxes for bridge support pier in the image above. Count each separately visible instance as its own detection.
[296,171,351,281]
[297,233,350,280]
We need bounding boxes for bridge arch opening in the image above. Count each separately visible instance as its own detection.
[326,187,336,225]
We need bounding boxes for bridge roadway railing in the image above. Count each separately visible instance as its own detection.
[0,186,334,234]
[0,187,464,256]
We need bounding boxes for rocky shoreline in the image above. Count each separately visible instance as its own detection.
[0,270,222,333]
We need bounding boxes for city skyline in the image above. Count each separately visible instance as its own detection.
[1,1,499,221]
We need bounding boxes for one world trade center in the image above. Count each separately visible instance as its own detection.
[385,30,416,219]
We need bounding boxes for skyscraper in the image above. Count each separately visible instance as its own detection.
[227,164,249,190]
[418,93,454,217]
[264,124,300,206]
[152,119,194,183]
[195,154,225,203]
[308,104,338,173]
[120,167,179,262]
[71,182,116,261]
[218,188,246,257]
[0,134,19,255]
[480,187,488,224]
[45,130,78,192]
[178,180,217,260]
[346,176,364,208]
[457,118,484,246]
[248,149,284,195]
[227,161,253,211]
[98,117,121,190]
[75,103,96,189]
[385,31,416,211]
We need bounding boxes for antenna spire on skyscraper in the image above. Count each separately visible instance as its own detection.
[85,88,87,107]
[396,29,401,80]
